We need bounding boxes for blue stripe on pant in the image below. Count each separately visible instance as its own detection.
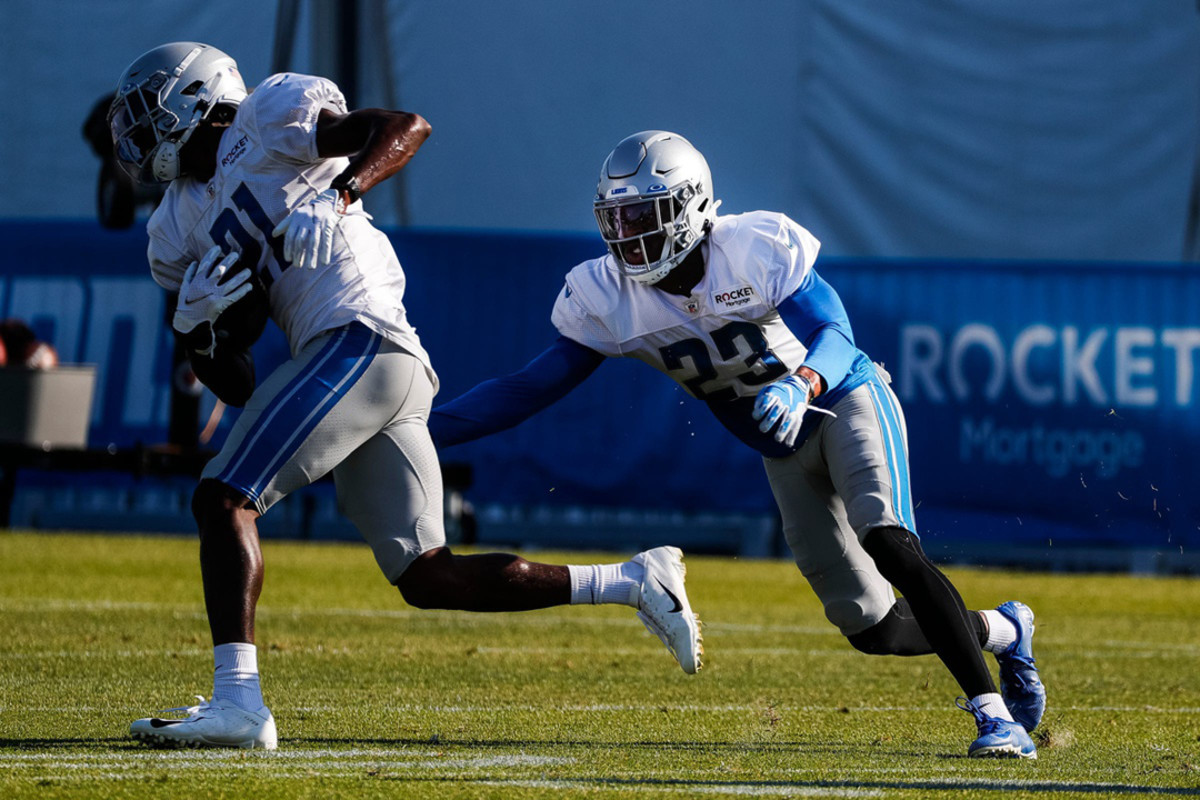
[216,323,382,504]
[865,373,917,533]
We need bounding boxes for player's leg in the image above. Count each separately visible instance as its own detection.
[191,478,262,646]
[846,597,962,656]
[334,348,701,673]
[843,593,1030,671]
[860,526,1001,695]
[843,577,1044,734]
[131,323,392,749]
[762,447,956,657]
[129,477,278,750]
[857,373,1042,733]
[763,451,899,640]
[763,417,987,659]
[824,370,1036,757]
[331,345,564,609]
[859,528,1042,732]
[399,544,700,673]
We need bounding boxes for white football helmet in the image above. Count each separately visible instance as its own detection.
[594,131,719,284]
[108,42,247,183]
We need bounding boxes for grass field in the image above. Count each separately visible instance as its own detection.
[1,530,1198,799]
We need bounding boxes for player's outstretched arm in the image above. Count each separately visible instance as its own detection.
[429,336,605,448]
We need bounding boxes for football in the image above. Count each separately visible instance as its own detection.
[212,269,270,353]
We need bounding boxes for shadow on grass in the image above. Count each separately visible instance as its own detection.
[289,735,928,756]
[282,737,1200,795]
[7,736,1197,796]
[0,734,933,760]
[450,777,1200,796]
[0,738,130,749]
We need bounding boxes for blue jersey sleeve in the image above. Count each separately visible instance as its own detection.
[776,268,858,394]
[428,336,606,448]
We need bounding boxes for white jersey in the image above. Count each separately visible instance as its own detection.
[551,211,818,404]
[146,72,436,390]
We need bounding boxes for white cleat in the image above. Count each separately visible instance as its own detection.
[633,546,703,674]
[130,696,278,750]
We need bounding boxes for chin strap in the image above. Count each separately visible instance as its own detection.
[151,141,182,182]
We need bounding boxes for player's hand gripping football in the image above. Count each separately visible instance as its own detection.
[272,188,346,271]
[752,373,837,447]
[173,245,251,357]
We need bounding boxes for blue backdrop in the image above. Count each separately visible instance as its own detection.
[2,221,1195,553]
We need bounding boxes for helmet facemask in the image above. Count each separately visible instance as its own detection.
[108,77,189,183]
[108,43,246,184]
[593,131,718,285]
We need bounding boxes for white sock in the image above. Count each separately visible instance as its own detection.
[212,643,265,711]
[567,561,644,606]
[970,692,1013,722]
[980,609,1017,653]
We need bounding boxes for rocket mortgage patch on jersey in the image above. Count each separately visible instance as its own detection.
[711,285,757,311]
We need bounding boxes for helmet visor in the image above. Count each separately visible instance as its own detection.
[595,196,678,268]
[596,199,662,240]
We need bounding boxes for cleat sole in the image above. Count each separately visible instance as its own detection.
[970,744,1038,760]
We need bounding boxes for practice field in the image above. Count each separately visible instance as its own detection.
[1,531,1197,799]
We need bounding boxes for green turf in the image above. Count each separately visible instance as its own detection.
[1,530,1198,799]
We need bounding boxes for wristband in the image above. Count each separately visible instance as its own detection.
[330,173,362,205]
[793,373,814,403]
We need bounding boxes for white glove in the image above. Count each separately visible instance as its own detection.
[173,245,251,356]
[271,188,346,271]
[751,374,836,447]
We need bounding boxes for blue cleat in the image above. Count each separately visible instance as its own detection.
[957,697,1038,759]
[994,601,1046,732]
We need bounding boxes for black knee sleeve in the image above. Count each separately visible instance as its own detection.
[846,598,934,656]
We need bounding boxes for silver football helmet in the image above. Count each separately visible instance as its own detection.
[108,42,247,183]
[594,131,719,284]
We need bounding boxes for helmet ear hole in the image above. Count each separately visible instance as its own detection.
[208,104,237,125]
[180,80,204,96]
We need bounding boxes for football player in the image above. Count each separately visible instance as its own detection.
[110,44,702,750]
[429,131,1046,759]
